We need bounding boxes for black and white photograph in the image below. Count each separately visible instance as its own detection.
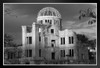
[3,3,97,65]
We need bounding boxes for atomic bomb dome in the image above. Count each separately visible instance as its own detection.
[37,7,61,19]
[37,7,62,25]
[21,7,89,64]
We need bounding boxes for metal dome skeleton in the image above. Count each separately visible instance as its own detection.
[37,7,61,18]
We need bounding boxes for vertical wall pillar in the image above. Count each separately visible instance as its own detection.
[32,23,36,59]
[22,26,26,60]
[22,26,26,48]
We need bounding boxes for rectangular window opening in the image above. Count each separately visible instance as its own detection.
[69,37,71,44]
[61,50,65,57]
[72,49,74,57]
[45,20,47,22]
[39,49,41,57]
[72,37,74,44]
[25,49,32,57]
[63,37,65,44]
[50,20,52,24]
[29,50,32,57]
[61,38,63,45]
[51,44,54,47]
[39,36,41,42]
[51,40,55,43]
[29,37,32,44]
[51,40,55,47]
[51,29,54,34]
[69,49,71,57]
[61,37,65,45]
[52,52,55,60]
[69,49,74,57]
[69,36,74,44]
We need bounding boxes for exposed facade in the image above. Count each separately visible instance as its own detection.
[21,7,87,64]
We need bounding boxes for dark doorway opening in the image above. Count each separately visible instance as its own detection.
[52,52,55,60]
[25,62,30,64]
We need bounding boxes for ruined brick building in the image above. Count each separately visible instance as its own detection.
[21,7,89,64]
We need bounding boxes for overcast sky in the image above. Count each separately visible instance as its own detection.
[4,3,97,44]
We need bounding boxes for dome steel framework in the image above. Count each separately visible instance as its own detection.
[37,7,61,18]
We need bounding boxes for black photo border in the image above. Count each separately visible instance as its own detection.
[1,0,100,68]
